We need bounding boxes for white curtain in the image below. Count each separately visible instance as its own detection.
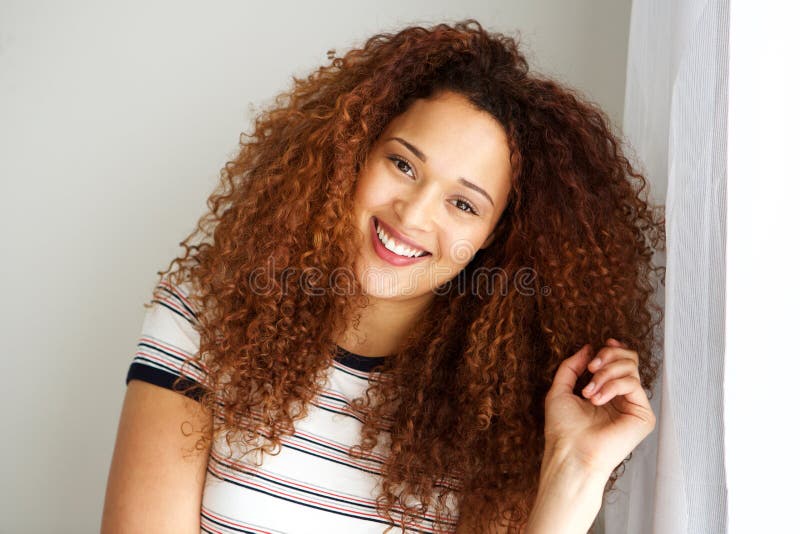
[601,1,729,532]
[724,2,800,532]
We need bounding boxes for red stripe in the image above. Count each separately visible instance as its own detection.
[153,295,196,323]
[310,399,393,432]
[279,436,381,474]
[139,334,208,376]
[158,280,198,314]
[208,413,385,473]
[201,505,275,534]
[208,459,389,522]
[211,450,378,508]
[199,522,223,534]
[210,450,455,527]
[140,334,194,359]
[293,428,387,462]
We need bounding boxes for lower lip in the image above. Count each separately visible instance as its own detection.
[370,217,431,266]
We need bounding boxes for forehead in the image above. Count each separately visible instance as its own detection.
[382,92,508,154]
[378,92,513,202]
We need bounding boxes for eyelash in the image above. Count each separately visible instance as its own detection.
[387,155,480,216]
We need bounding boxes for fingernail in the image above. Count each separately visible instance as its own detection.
[584,381,596,394]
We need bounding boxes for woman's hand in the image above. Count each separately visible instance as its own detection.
[542,338,656,478]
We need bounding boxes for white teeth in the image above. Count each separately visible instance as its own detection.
[375,222,426,258]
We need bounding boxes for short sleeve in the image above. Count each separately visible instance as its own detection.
[125,277,209,401]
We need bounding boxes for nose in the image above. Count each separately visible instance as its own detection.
[392,182,439,233]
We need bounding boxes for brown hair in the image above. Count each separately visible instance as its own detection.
[156,19,665,532]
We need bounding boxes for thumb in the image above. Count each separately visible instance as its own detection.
[548,344,593,398]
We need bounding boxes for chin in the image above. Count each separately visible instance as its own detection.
[355,263,429,300]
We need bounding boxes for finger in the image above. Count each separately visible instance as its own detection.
[589,375,650,409]
[548,344,593,398]
[582,359,639,398]
[606,337,628,348]
[590,344,639,372]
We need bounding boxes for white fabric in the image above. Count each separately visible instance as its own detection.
[725,3,800,532]
[601,1,729,532]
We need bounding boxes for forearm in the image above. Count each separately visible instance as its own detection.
[524,448,608,534]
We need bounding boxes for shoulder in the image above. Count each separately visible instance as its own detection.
[126,274,209,398]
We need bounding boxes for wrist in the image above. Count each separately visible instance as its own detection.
[525,447,609,534]
[542,440,612,480]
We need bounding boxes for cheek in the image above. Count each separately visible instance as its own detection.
[439,233,485,268]
[355,174,398,212]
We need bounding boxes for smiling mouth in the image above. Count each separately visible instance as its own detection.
[372,217,431,258]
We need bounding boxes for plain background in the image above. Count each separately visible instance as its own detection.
[0,1,636,531]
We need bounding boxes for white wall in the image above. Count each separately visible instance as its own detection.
[0,1,632,531]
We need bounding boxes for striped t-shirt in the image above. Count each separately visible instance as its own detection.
[125,279,460,533]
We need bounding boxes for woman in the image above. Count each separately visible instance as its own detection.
[103,20,665,533]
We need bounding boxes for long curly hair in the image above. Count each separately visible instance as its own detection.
[154,19,665,533]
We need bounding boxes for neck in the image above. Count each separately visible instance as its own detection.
[335,292,435,357]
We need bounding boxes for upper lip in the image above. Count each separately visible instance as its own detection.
[374,217,431,254]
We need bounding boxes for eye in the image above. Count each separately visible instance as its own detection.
[388,155,415,178]
[452,198,479,216]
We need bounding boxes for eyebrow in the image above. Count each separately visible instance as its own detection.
[388,136,496,207]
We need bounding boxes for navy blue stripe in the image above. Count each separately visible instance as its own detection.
[154,300,197,326]
[138,340,202,374]
[310,401,395,433]
[200,510,268,534]
[331,364,373,381]
[206,467,437,533]
[318,392,350,406]
[159,285,199,321]
[333,345,387,372]
[222,429,457,496]
[310,400,366,425]
[291,432,385,467]
[130,355,179,380]
[279,441,382,477]
[213,454,379,512]
[126,362,205,402]
[285,434,456,492]
[200,511,258,534]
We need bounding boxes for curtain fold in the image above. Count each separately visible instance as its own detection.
[601,1,729,532]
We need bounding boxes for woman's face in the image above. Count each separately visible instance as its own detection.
[352,90,513,301]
